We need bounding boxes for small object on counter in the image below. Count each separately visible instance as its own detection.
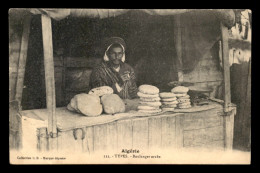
[138,84,160,95]
[67,93,103,116]
[138,109,162,114]
[137,105,160,110]
[137,92,159,98]
[162,107,175,112]
[88,86,113,97]
[140,97,161,102]
[101,94,126,114]
[171,86,192,109]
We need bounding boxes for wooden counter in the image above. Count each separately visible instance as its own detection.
[21,103,236,152]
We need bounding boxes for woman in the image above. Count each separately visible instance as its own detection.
[89,37,138,99]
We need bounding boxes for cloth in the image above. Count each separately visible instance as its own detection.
[29,9,235,28]
[89,61,138,99]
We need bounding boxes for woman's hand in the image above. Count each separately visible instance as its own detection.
[121,73,130,82]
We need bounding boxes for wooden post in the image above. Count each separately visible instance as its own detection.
[15,15,31,106]
[41,15,57,140]
[220,22,231,112]
[220,22,235,150]
[174,15,184,82]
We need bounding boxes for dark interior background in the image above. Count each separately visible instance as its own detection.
[22,10,178,110]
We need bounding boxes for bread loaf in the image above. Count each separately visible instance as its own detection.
[88,86,113,97]
[138,85,159,94]
[137,92,159,98]
[101,94,125,114]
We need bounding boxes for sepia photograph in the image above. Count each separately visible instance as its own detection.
[9,9,251,164]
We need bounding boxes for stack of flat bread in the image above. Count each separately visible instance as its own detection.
[137,85,162,113]
[171,86,191,109]
[159,92,178,112]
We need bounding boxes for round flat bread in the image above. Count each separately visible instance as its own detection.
[137,92,159,98]
[138,109,162,114]
[175,93,188,97]
[178,102,191,106]
[138,85,159,95]
[178,105,192,109]
[140,97,161,102]
[159,92,176,98]
[161,104,177,108]
[177,95,190,99]
[138,105,160,110]
[171,86,189,93]
[139,101,162,107]
[161,97,177,102]
[162,100,178,105]
[177,98,190,103]
[162,107,175,112]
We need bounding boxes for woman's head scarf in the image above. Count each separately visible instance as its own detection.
[103,37,126,62]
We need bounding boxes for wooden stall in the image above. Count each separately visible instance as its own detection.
[9,9,237,153]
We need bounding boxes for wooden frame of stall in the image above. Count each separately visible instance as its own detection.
[9,11,236,152]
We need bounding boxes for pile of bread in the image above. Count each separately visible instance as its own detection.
[137,85,162,114]
[171,86,191,109]
[67,86,126,116]
[159,92,178,111]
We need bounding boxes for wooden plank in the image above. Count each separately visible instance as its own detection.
[15,15,31,104]
[223,108,236,150]
[9,100,22,150]
[36,128,49,152]
[93,124,107,152]
[58,130,78,152]
[117,119,133,150]
[183,109,223,130]
[41,14,57,137]
[175,114,184,148]
[220,22,231,112]
[106,122,118,152]
[161,116,176,149]
[148,116,162,149]
[132,118,149,150]
[184,140,225,150]
[82,127,94,154]
[183,126,224,147]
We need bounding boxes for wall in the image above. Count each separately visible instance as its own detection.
[183,42,223,99]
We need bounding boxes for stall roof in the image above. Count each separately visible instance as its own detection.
[10,9,236,28]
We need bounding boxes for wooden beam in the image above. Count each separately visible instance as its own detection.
[220,22,231,112]
[41,14,57,137]
[15,15,31,105]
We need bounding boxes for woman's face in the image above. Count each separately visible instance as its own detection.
[107,47,124,65]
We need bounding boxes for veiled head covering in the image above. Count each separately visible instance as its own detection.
[103,37,126,62]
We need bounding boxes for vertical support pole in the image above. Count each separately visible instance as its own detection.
[41,14,57,141]
[15,15,31,106]
[174,15,184,82]
[220,22,235,150]
[220,22,231,112]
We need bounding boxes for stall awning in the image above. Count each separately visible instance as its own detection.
[25,9,236,28]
